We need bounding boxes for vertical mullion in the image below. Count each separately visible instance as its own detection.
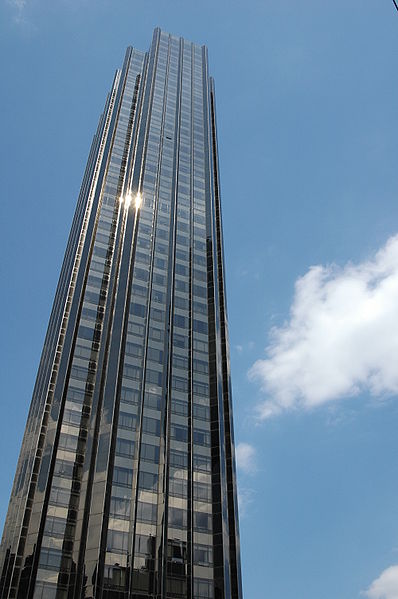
[187,39,195,599]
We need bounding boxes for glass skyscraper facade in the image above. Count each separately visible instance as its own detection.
[0,28,242,599]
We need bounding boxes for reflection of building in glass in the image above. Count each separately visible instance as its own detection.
[0,28,242,599]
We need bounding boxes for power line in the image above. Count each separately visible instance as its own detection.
[393,0,398,12]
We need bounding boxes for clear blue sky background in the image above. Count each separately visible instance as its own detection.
[1,1,398,598]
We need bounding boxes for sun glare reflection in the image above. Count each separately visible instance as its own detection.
[135,192,143,209]
[120,191,142,211]
[123,192,132,208]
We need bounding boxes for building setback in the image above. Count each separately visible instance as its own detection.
[0,28,242,599]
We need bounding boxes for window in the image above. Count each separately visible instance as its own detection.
[136,252,150,265]
[107,530,128,553]
[173,355,188,370]
[53,460,74,479]
[113,467,133,487]
[138,471,158,491]
[194,482,211,502]
[175,296,188,310]
[194,254,206,267]
[78,325,94,341]
[136,501,157,523]
[58,433,78,452]
[167,578,187,596]
[155,257,166,269]
[147,347,163,363]
[135,534,156,556]
[49,486,71,507]
[152,289,165,303]
[193,544,213,566]
[74,344,92,359]
[175,279,187,292]
[172,376,188,392]
[193,320,208,335]
[39,548,62,570]
[173,333,187,349]
[193,579,214,599]
[194,269,207,283]
[33,583,57,599]
[70,365,88,382]
[128,322,145,335]
[135,268,149,283]
[149,326,164,342]
[174,314,187,329]
[144,391,162,410]
[194,512,212,532]
[168,507,187,528]
[124,365,141,380]
[110,496,131,520]
[171,399,188,416]
[193,404,209,421]
[145,369,163,387]
[193,455,211,472]
[143,417,161,436]
[141,443,160,463]
[169,477,187,498]
[193,339,208,353]
[193,359,208,374]
[193,285,206,299]
[103,565,127,588]
[194,301,207,315]
[118,412,137,430]
[44,516,67,538]
[120,388,140,405]
[66,387,85,404]
[153,273,166,286]
[176,263,188,276]
[132,283,147,298]
[126,342,143,357]
[171,424,188,443]
[157,228,168,240]
[170,450,188,469]
[167,539,187,563]
[116,438,135,458]
[151,308,165,323]
[193,429,210,447]
[63,409,82,427]
[131,303,146,318]
[193,382,209,397]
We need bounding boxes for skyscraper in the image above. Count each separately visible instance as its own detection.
[0,28,242,599]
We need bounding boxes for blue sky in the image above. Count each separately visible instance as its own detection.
[1,1,398,597]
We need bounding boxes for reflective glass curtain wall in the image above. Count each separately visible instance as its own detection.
[0,29,242,599]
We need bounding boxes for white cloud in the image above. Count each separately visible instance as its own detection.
[237,487,254,518]
[235,444,257,516]
[9,0,26,8]
[234,342,255,354]
[8,0,27,23]
[363,565,398,599]
[236,442,257,474]
[249,234,398,419]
